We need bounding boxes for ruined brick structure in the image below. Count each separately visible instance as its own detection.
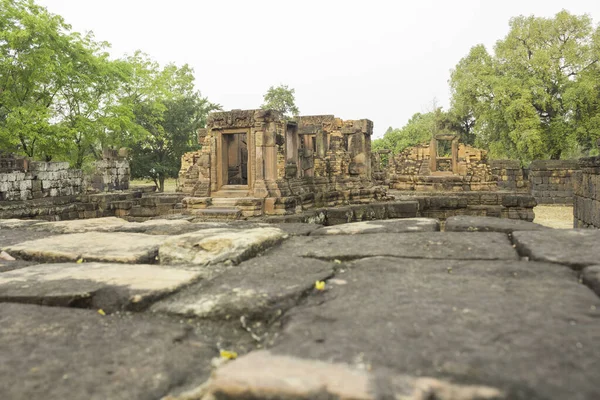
[0,160,83,202]
[89,149,130,192]
[489,160,528,191]
[574,155,600,228]
[529,160,579,205]
[385,136,497,191]
[178,109,385,216]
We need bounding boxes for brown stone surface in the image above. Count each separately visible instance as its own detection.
[190,351,503,400]
[6,232,167,264]
[0,262,203,312]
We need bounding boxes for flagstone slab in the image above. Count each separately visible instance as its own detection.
[0,262,203,312]
[267,232,518,261]
[446,216,549,233]
[0,303,215,400]
[5,232,168,264]
[270,257,600,400]
[159,227,287,266]
[185,350,504,400]
[0,219,43,229]
[152,255,334,320]
[310,218,440,236]
[582,266,600,297]
[513,229,600,269]
[30,217,129,234]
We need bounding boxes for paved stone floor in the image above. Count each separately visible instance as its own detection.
[0,216,599,400]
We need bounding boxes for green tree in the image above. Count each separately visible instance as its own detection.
[261,84,299,118]
[124,53,220,192]
[372,108,458,154]
[0,0,136,165]
[0,0,77,159]
[450,11,600,162]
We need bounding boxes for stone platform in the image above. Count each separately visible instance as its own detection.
[0,216,599,400]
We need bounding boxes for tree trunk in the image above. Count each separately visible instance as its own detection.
[158,175,165,192]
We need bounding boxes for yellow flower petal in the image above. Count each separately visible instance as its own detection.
[315,281,326,291]
[76,258,84,264]
[97,309,106,316]
[220,350,238,360]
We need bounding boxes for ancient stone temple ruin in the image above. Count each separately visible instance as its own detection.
[178,109,386,216]
[386,134,498,191]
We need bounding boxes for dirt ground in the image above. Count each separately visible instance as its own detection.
[533,205,574,229]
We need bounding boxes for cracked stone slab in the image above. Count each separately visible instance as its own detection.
[310,218,440,236]
[159,227,287,266]
[6,232,168,264]
[30,217,129,234]
[1,227,61,250]
[152,255,334,320]
[512,229,600,269]
[0,219,44,229]
[0,262,203,312]
[113,219,193,235]
[445,216,548,233]
[271,257,600,400]
[582,266,600,297]
[0,303,215,400]
[178,350,504,400]
[269,222,323,236]
[267,232,518,261]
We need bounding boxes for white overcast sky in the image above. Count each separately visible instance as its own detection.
[35,0,600,138]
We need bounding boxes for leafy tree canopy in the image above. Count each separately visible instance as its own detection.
[0,0,220,190]
[125,52,221,191]
[0,0,133,164]
[372,108,464,154]
[449,10,600,162]
[260,84,299,118]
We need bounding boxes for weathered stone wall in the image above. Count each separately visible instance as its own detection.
[529,160,579,204]
[0,162,82,202]
[489,160,528,191]
[574,156,600,228]
[90,154,130,193]
[387,142,497,191]
[264,191,537,224]
[178,110,383,216]
[0,154,28,173]
[394,191,537,222]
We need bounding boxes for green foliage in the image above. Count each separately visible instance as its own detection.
[260,84,299,118]
[125,53,221,191]
[372,108,462,154]
[0,0,220,183]
[0,0,136,165]
[450,11,600,162]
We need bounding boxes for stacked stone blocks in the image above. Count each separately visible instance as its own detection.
[529,160,579,204]
[0,161,82,202]
[574,156,600,228]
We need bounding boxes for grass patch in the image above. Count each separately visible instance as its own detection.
[129,178,178,192]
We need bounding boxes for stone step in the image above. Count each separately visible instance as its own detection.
[189,207,242,220]
[211,185,250,198]
[210,197,264,217]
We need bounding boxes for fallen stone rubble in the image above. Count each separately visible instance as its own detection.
[0,216,599,400]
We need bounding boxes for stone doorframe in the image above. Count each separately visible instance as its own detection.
[429,134,459,174]
[214,128,254,192]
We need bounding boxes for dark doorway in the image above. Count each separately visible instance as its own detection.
[224,133,248,185]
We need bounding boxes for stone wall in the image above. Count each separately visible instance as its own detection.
[89,150,130,192]
[489,160,528,191]
[0,162,82,202]
[387,142,497,191]
[264,191,537,225]
[394,191,537,222]
[574,156,600,228]
[178,109,383,216]
[529,160,579,204]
